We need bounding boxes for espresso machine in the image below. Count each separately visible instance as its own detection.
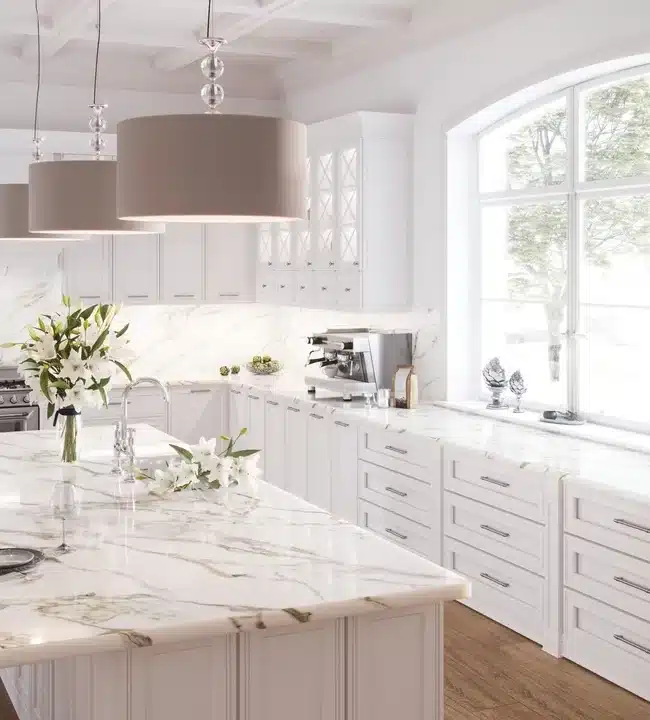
[305,329,413,401]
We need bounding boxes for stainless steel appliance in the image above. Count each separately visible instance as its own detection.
[0,367,39,433]
[305,329,413,401]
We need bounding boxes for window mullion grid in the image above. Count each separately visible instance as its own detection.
[567,86,581,416]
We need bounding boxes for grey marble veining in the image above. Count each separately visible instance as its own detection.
[0,425,468,668]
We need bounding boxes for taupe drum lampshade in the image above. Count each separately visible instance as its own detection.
[116,114,307,223]
[0,184,79,241]
[29,160,164,235]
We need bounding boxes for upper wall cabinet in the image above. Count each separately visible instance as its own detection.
[62,235,113,304]
[205,224,256,303]
[113,234,159,305]
[161,223,204,304]
[256,112,413,311]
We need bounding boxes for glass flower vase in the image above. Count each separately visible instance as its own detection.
[57,408,82,464]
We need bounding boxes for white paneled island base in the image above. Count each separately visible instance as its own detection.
[0,426,468,720]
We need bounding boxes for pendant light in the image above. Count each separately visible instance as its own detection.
[0,0,79,242]
[115,0,307,224]
[28,0,163,235]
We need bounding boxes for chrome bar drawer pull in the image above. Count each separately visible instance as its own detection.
[385,528,407,541]
[613,518,650,534]
[480,475,511,488]
[614,576,650,594]
[249,395,260,400]
[480,572,510,589]
[190,389,211,394]
[385,486,408,498]
[287,406,301,413]
[334,420,350,428]
[614,634,650,655]
[480,524,511,538]
[310,413,324,420]
[385,445,407,455]
[267,400,279,407]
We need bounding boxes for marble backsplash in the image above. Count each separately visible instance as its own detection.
[1,250,442,400]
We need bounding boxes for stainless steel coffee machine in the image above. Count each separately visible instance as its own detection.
[305,329,413,401]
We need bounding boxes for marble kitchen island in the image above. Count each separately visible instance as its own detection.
[0,426,469,720]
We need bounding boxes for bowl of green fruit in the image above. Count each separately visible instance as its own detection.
[246,355,282,375]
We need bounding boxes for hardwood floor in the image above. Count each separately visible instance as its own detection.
[445,602,650,720]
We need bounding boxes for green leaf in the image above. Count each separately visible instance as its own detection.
[219,435,231,442]
[28,327,41,342]
[229,449,261,458]
[80,305,98,321]
[99,386,108,408]
[39,369,50,400]
[90,328,109,355]
[47,402,55,420]
[115,323,130,339]
[62,295,71,308]
[169,444,194,462]
[0,342,18,349]
[37,317,47,332]
[112,360,132,382]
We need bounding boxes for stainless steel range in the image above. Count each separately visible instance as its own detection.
[0,367,40,433]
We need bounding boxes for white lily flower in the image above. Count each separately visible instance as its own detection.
[84,322,104,348]
[59,348,87,385]
[151,468,177,496]
[175,461,200,487]
[64,381,89,409]
[190,436,217,463]
[32,333,57,361]
[107,333,136,364]
[87,356,114,383]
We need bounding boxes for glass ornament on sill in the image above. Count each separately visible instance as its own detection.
[508,370,527,414]
[482,357,508,410]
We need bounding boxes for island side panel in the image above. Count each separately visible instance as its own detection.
[239,619,346,720]
[348,603,444,720]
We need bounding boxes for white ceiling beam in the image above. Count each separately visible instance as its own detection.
[20,0,120,59]
[152,0,313,72]
[277,5,413,28]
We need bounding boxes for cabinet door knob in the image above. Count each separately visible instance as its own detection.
[300,285,306,290]
[307,261,313,267]
[329,261,335,267]
[267,261,273,266]
[262,284,268,289]
[321,286,327,291]
[353,261,359,266]
[280,285,286,289]
[344,288,351,292]
[286,262,292,266]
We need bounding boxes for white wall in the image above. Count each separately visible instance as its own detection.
[285,0,650,399]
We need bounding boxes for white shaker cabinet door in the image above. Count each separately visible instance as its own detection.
[306,410,331,512]
[160,223,203,304]
[247,391,265,455]
[285,403,308,500]
[113,234,159,305]
[62,235,112,304]
[264,396,286,489]
[205,224,256,303]
[228,388,248,440]
[170,386,225,447]
[330,417,358,524]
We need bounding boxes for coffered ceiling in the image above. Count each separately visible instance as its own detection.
[0,0,419,99]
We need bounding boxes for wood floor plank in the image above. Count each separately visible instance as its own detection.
[445,603,650,720]
[446,697,483,720]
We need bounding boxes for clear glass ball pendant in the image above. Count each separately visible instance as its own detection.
[89,114,107,133]
[201,82,224,112]
[201,54,224,81]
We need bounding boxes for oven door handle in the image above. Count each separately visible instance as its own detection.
[1,413,32,420]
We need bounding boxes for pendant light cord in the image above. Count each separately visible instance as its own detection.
[92,0,102,105]
[32,0,41,146]
[206,0,213,37]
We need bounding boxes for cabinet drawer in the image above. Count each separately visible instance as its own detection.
[565,481,650,563]
[359,460,433,528]
[564,589,650,701]
[565,535,650,623]
[444,538,544,644]
[360,428,440,472]
[359,499,433,559]
[444,445,545,522]
[444,492,546,576]
[336,271,361,309]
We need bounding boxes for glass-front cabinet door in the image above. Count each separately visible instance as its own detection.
[276,223,292,269]
[313,151,336,269]
[293,156,313,270]
[336,146,361,270]
[257,223,274,270]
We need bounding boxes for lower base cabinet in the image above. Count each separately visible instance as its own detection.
[2,606,444,720]
[263,397,286,489]
[306,410,331,511]
[170,386,225,446]
[329,417,358,524]
[285,403,308,500]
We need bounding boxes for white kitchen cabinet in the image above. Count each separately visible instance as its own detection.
[160,223,203,304]
[329,417,358,524]
[62,235,112,304]
[256,112,413,310]
[205,224,256,303]
[247,391,265,454]
[306,410,331,511]
[170,386,225,447]
[228,388,248,440]
[285,402,308,500]
[113,234,159,305]
[264,396,286,489]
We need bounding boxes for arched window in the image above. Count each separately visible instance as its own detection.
[477,66,650,430]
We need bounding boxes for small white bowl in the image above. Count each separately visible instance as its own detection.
[322,365,338,378]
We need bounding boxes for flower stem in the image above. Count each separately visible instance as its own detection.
[61,415,78,463]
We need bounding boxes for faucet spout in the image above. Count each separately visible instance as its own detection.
[119,376,170,440]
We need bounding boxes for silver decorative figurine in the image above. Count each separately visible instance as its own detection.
[509,370,527,413]
[482,357,508,409]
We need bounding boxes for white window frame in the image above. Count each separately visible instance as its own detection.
[474,63,650,434]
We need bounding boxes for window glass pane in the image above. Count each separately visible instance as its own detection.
[481,201,568,406]
[582,74,650,182]
[580,194,650,422]
[479,98,567,192]
[481,301,567,407]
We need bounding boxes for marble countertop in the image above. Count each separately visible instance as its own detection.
[0,426,469,668]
